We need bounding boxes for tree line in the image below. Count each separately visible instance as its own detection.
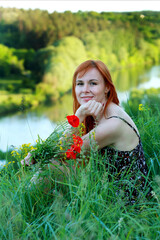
[0,7,160,106]
[0,8,160,50]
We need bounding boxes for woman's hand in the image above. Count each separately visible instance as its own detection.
[21,152,36,166]
[75,100,104,122]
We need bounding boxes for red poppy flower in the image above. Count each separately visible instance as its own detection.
[66,143,82,159]
[66,145,77,159]
[66,148,77,159]
[73,145,81,153]
[73,134,83,147]
[66,115,80,127]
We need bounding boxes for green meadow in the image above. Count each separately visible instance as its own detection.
[0,93,160,240]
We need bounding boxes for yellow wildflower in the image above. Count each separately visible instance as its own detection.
[139,104,150,111]
[139,104,144,111]
[81,123,85,128]
[80,123,85,130]
[11,151,15,156]
[92,131,96,140]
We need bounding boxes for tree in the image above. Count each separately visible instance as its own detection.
[42,36,87,98]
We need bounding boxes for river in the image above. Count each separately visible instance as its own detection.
[0,64,160,153]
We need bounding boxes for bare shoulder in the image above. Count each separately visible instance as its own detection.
[82,103,139,150]
[105,102,139,134]
[101,114,122,127]
[98,114,123,136]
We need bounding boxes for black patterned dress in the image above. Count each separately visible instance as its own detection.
[100,116,152,204]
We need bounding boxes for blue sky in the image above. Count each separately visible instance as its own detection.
[0,1,160,13]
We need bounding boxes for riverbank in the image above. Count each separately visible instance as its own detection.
[1,64,159,117]
[0,91,39,116]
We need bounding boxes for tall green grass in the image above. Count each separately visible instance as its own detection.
[0,98,160,239]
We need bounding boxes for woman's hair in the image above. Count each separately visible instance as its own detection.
[72,59,119,133]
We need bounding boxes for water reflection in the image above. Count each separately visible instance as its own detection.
[0,113,56,152]
[138,66,160,89]
[112,64,151,92]
[115,65,160,102]
[33,94,73,122]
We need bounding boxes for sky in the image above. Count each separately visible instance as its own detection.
[0,0,160,13]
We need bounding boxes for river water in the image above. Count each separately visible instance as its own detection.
[0,65,160,153]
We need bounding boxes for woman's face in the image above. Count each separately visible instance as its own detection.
[75,68,108,105]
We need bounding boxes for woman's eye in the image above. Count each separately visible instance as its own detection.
[76,82,83,86]
[90,82,97,85]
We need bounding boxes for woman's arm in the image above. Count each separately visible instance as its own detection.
[81,117,121,150]
[75,99,121,150]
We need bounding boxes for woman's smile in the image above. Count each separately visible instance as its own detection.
[81,96,94,102]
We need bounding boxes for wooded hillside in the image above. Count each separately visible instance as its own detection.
[0,8,160,109]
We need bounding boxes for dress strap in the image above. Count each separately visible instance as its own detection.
[107,116,140,138]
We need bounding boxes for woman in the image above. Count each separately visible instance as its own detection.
[22,60,151,203]
[72,60,152,203]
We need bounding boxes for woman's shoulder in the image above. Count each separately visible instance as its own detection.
[98,111,123,137]
[106,103,134,123]
[106,102,125,114]
[100,103,140,150]
[104,103,125,123]
[104,102,139,135]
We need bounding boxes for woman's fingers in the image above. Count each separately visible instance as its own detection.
[21,152,32,166]
[75,100,104,122]
[94,103,104,120]
[86,100,104,119]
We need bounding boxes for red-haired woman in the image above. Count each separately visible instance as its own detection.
[72,60,151,203]
[22,60,151,203]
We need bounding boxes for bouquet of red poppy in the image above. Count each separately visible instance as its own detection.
[30,115,84,166]
[65,115,83,160]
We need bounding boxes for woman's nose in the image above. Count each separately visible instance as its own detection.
[83,84,90,92]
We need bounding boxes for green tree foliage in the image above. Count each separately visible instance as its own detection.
[0,8,56,49]
[0,44,24,77]
[82,29,160,70]
[0,7,160,50]
[137,39,159,64]
[35,36,87,102]
[0,7,160,104]
[30,46,55,84]
[13,48,35,70]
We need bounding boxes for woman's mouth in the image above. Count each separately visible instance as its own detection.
[81,96,94,101]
